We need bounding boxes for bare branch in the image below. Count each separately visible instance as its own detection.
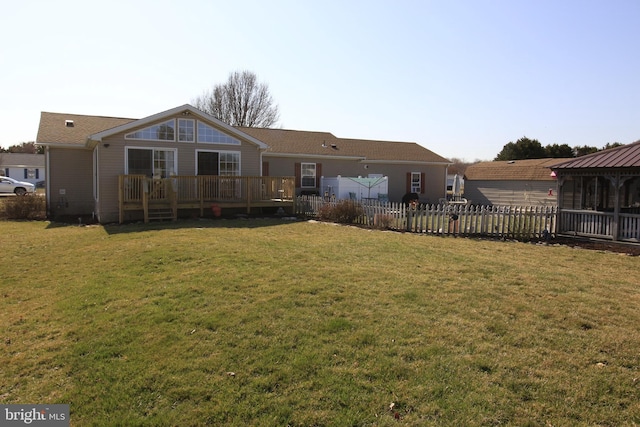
[193,70,280,128]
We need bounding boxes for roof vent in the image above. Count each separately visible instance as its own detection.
[330,143,338,149]
[65,120,74,127]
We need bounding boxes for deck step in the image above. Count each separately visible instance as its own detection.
[147,209,176,221]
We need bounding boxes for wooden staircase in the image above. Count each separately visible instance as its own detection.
[147,207,176,221]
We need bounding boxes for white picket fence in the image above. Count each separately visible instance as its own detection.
[296,196,557,240]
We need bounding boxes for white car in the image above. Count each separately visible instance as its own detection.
[0,176,37,195]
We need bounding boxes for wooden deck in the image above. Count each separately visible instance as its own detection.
[118,175,295,223]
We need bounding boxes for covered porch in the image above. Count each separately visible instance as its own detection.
[118,175,295,223]
[552,143,640,242]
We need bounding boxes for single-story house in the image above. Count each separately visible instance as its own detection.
[0,153,45,185]
[551,141,640,242]
[238,126,450,203]
[463,158,571,206]
[36,104,450,223]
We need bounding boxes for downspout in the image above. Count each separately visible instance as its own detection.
[444,165,449,199]
[45,146,51,218]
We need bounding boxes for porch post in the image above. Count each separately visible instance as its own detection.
[246,176,251,214]
[118,175,124,224]
[555,175,565,235]
[606,173,621,241]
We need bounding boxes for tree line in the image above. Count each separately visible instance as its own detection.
[0,141,43,154]
[494,137,623,161]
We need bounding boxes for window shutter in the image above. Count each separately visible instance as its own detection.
[420,172,426,194]
[406,173,411,193]
[24,169,28,179]
[262,161,269,176]
[315,163,322,188]
[36,169,39,179]
[295,163,301,187]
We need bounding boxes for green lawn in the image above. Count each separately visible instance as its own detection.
[1,219,639,426]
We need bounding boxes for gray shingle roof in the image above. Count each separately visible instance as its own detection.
[0,153,45,168]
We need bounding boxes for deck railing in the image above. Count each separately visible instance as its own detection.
[560,209,640,242]
[119,175,295,222]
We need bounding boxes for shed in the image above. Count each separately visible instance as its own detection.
[464,158,571,206]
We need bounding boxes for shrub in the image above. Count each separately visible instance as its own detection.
[317,200,364,224]
[2,195,46,220]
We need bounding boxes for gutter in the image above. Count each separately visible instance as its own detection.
[36,142,91,150]
[263,152,366,161]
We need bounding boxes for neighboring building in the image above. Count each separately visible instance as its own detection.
[463,158,571,206]
[0,153,45,185]
[36,104,450,223]
[551,141,640,242]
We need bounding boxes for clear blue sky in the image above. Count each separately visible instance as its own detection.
[2,0,639,161]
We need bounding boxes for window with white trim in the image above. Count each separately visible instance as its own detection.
[219,152,241,176]
[126,147,177,178]
[301,163,316,188]
[178,119,195,142]
[125,120,176,141]
[197,121,240,145]
[196,150,241,176]
[411,172,421,193]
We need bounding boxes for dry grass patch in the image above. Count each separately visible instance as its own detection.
[1,219,639,425]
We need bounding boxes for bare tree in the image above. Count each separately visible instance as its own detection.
[193,70,280,128]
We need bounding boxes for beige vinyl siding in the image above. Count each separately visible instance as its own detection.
[464,180,558,206]
[47,148,94,217]
[94,115,263,223]
[263,154,447,203]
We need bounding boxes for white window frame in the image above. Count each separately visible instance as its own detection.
[219,151,241,176]
[178,119,195,142]
[301,163,316,188]
[197,121,241,145]
[411,172,421,193]
[125,146,178,178]
[195,150,241,176]
[125,119,176,142]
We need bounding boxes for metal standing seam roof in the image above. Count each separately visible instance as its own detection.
[551,140,640,169]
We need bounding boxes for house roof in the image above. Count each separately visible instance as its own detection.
[36,112,135,145]
[464,158,571,181]
[87,105,269,149]
[0,153,45,168]
[36,105,450,164]
[239,127,451,163]
[36,105,269,150]
[550,140,640,169]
